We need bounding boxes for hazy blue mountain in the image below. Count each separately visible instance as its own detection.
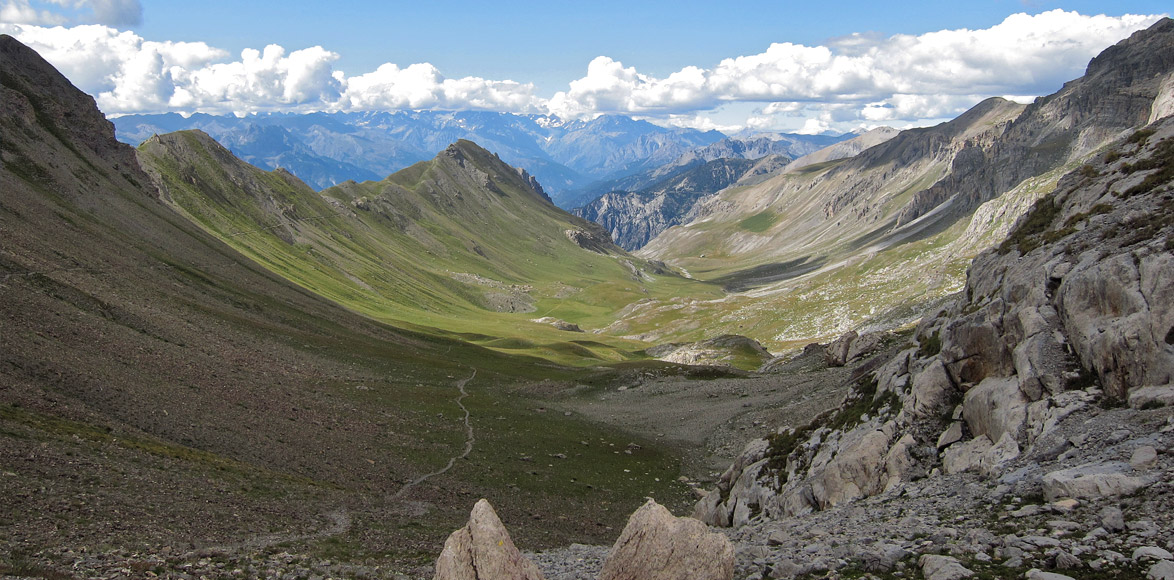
[114,110,725,206]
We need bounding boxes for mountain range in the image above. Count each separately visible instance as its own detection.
[3,15,1174,580]
[112,110,852,209]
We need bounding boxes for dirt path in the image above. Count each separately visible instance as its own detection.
[392,369,477,499]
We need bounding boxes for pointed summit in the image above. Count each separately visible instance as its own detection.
[0,34,142,178]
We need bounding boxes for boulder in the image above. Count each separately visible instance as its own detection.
[1100,506,1127,532]
[937,421,964,449]
[918,554,974,580]
[943,436,993,475]
[910,360,959,419]
[600,499,733,580]
[963,376,1029,442]
[433,499,545,580]
[825,330,858,367]
[1134,546,1174,562]
[1149,560,1174,580]
[1131,446,1159,469]
[1129,385,1174,409]
[1042,462,1156,501]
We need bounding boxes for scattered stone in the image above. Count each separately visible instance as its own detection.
[1149,560,1174,580]
[1128,385,1174,409]
[1131,446,1159,469]
[1133,546,1174,562]
[1050,498,1079,513]
[433,499,545,580]
[918,554,973,580]
[1026,569,1076,580]
[600,499,733,580]
[1100,506,1127,532]
[1041,462,1156,501]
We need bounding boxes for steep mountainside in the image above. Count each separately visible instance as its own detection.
[114,110,725,207]
[622,19,1174,352]
[137,131,718,364]
[695,109,1174,580]
[782,127,900,172]
[574,158,762,250]
[0,34,697,574]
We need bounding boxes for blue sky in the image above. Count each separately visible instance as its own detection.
[1,1,1169,133]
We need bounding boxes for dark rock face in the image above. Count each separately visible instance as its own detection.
[0,34,151,196]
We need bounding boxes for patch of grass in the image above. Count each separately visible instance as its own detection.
[998,196,1063,255]
[1120,138,1174,198]
[918,330,942,358]
[738,211,777,233]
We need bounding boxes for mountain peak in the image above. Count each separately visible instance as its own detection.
[1,34,148,193]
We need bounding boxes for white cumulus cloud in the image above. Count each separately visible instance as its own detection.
[0,9,1165,132]
[550,10,1164,130]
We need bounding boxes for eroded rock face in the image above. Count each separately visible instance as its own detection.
[695,83,1174,528]
[601,499,733,580]
[433,499,545,580]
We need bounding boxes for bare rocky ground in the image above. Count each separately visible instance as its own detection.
[534,347,884,483]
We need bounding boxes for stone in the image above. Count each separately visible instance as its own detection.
[433,499,545,580]
[1149,560,1174,580]
[1026,570,1076,580]
[1129,385,1174,409]
[937,422,964,449]
[980,432,1021,477]
[1131,446,1159,469]
[1042,462,1156,501]
[825,331,857,367]
[1134,547,1174,562]
[1050,498,1080,513]
[600,499,733,580]
[943,435,993,475]
[918,554,973,580]
[1054,550,1083,569]
[964,376,1029,442]
[911,360,959,419]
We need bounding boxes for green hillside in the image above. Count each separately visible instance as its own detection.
[138,132,723,366]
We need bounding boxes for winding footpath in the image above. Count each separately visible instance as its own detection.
[392,368,477,499]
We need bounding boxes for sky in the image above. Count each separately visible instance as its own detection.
[0,0,1169,134]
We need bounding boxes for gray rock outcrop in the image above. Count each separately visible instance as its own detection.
[600,499,733,580]
[694,19,1174,530]
[433,499,545,580]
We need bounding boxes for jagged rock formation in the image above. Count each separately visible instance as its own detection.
[895,18,1174,227]
[574,158,764,250]
[599,499,733,580]
[697,107,1174,528]
[433,499,545,580]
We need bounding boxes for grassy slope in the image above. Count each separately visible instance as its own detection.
[623,100,1098,351]
[0,37,697,572]
[139,132,722,366]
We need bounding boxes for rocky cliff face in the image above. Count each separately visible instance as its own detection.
[574,158,760,250]
[696,111,1174,536]
[895,18,1174,227]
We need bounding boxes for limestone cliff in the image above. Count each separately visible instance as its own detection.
[697,109,1174,528]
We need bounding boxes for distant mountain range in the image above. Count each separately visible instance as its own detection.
[113,110,852,209]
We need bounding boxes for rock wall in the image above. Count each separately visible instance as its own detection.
[696,112,1174,529]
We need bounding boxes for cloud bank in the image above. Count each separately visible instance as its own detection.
[0,9,1164,131]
